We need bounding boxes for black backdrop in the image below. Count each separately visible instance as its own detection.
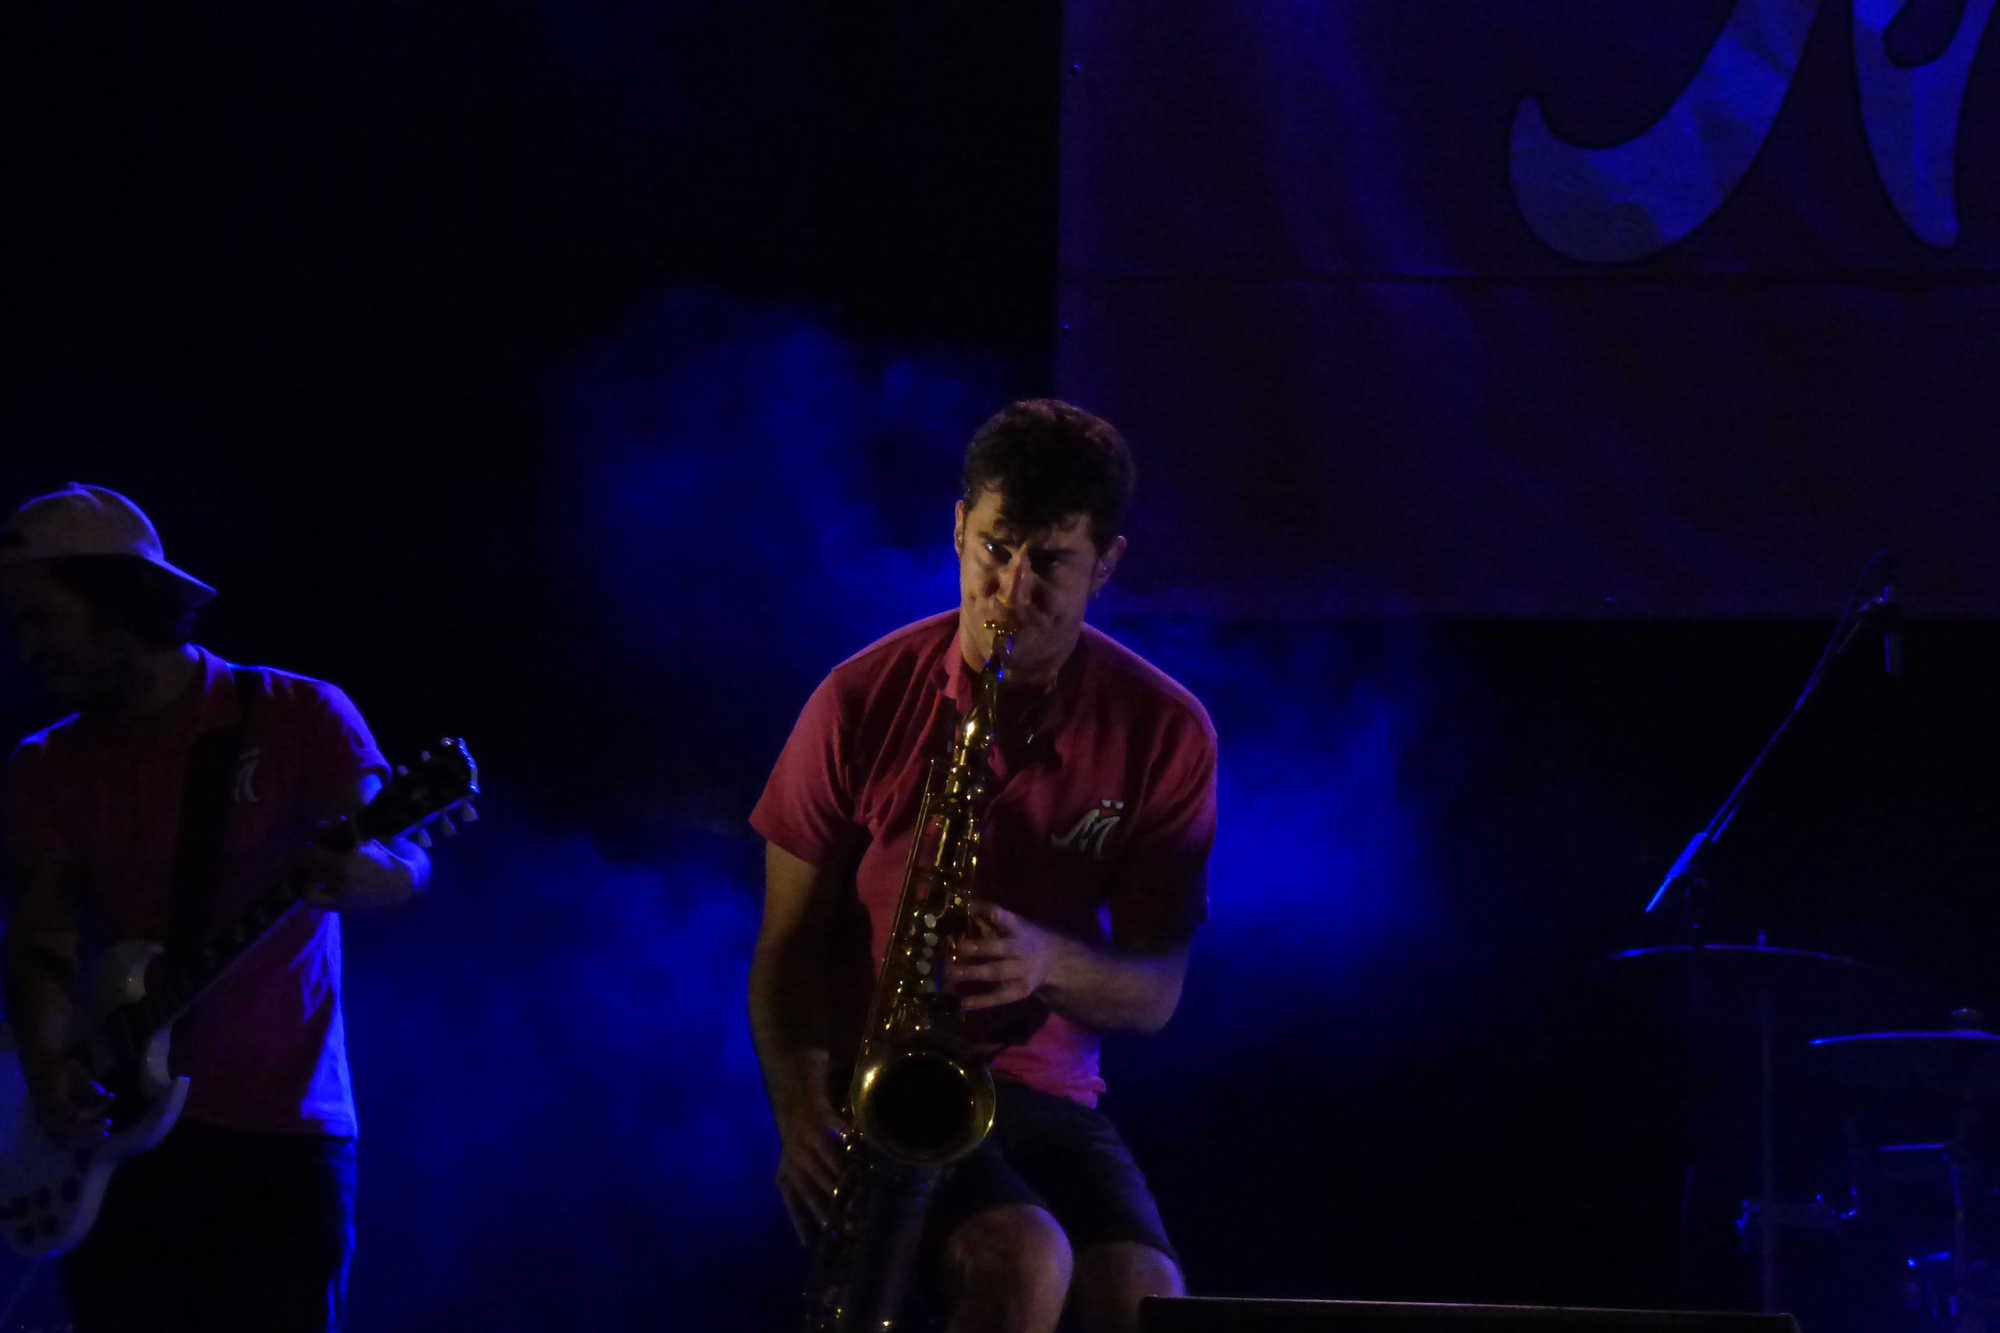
[2,5,1999,1330]
[0,0,1061,843]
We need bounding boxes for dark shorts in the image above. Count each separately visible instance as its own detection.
[926,1076,1178,1267]
[61,1118,356,1333]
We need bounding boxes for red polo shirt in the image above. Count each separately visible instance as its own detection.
[752,610,1217,1106]
[5,648,388,1137]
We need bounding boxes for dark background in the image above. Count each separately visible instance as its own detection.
[1,4,1995,1330]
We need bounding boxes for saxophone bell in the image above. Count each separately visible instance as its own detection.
[852,1042,998,1169]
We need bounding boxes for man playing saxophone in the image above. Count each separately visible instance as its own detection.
[750,400,1218,1333]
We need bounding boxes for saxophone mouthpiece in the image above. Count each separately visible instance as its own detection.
[981,618,1018,678]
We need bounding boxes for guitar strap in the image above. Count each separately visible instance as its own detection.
[165,667,259,960]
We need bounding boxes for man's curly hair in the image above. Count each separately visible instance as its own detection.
[959,400,1134,553]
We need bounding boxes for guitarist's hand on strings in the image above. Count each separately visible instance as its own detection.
[23,1054,110,1149]
[300,835,426,912]
[300,769,439,911]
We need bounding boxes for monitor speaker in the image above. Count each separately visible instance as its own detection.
[1138,1299,1800,1333]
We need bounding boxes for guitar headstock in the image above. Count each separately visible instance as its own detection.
[354,738,480,846]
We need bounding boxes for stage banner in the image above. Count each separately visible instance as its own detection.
[1058,1,2000,614]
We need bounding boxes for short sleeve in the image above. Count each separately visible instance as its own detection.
[293,683,392,820]
[750,674,867,869]
[1107,712,1217,945]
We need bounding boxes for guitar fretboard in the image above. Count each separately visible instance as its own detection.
[92,738,473,1077]
[101,814,381,1070]
[105,869,317,1067]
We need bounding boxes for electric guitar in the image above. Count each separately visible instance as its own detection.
[0,739,478,1259]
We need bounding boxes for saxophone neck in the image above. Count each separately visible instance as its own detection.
[981,617,1016,678]
[955,618,1014,755]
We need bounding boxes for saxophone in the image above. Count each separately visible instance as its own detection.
[800,618,1015,1333]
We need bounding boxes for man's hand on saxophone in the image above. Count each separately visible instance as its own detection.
[950,902,1059,1010]
[773,1083,845,1243]
[951,901,1192,1036]
[749,843,850,1244]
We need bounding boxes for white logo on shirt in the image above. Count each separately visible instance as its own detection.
[1051,799,1125,861]
[233,747,262,804]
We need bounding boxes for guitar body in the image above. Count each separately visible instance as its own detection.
[0,941,191,1260]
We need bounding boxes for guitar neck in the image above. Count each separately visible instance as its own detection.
[107,818,365,1067]
[115,872,316,1056]
[98,735,476,1073]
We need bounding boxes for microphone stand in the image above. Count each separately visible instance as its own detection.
[1643,550,1896,1314]
[1647,550,1896,919]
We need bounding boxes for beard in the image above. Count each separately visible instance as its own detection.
[35,651,141,713]
[961,598,1083,686]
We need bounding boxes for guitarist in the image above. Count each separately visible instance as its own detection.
[0,484,428,1333]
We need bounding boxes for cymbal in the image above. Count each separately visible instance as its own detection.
[1807,1029,2000,1098]
[1602,943,1935,1033]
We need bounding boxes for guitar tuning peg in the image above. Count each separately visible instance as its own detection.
[395,764,409,776]
[458,805,479,823]
[410,828,433,848]
[436,816,458,838]
[419,750,432,762]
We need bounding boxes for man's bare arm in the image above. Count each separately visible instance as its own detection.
[5,843,80,1068]
[1037,929,1189,1036]
[4,843,110,1144]
[748,841,847,1240]
[301,771,431,912]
